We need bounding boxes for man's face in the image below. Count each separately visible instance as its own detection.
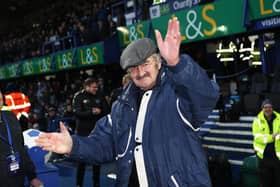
[127,55,161,91]
[263,104,273,118]
[85,82,98,95]
[48,110,56,117]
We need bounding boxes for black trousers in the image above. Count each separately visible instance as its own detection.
[259,158,280,187]
[76,163,100,187]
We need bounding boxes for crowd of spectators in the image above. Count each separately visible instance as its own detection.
[0,0,126,65]
[1,63,124,132]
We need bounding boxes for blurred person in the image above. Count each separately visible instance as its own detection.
[46,105,60,132]
[96,1,109,40]
[0,91,43,187]
[3,84,31,131]
[72,77,109,187]
[36,17,219,186]
[252,99,280,187]
[36,81,47,107]
[4,90,31,120]
[109,73,131,107]
[45,105,65,163]
[29,109,48,131]
[97,76,110,104]
[62,103,76,132]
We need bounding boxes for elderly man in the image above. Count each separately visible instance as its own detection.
[36,17,219,187]
[252,99,280,187]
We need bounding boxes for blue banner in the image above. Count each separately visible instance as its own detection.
[170,0,201,12]
[254,15,280,30]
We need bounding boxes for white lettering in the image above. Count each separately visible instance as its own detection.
[185,10,204,40]
[273,0,280,12]
[261,17,280,27]
[41,58,48,72]
[62,54,68,68]
[173,0,199,11]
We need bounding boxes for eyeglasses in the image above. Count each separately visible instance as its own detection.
[127,60,154,74]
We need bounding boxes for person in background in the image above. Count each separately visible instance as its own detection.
[36,17,219,186]
[62,103,76,134]
[72,77,109,187]
[0,91,43,187]
[4,90,31,120]
[109,73,131,107]
[46,105,60,132]
[29,109,48,131]
[252,99,280,187]
[4,86,31,131]
[97,76,110,105]
[45,105,64,163]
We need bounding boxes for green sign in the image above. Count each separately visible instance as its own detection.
[76,43,104,67]
[54,49,74,71]
[249,0,280,20]
[152,0,246,43]
[37,55,53,74]
[0,67,6,80]
[149,2,171,19]
[6,63,21,78]
[0,43,107,80]
[22,59,35,76]
[21,55,53,76]
[117,20,151,47]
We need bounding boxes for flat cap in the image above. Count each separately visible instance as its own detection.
[120,38,157,70]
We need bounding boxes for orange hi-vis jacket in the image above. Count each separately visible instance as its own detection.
[4,92,31,119]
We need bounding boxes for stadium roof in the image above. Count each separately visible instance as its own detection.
[0,0,51,34]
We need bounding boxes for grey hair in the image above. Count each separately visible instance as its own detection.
[151,53,162,64]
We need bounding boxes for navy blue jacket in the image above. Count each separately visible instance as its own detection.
[69,54,219,186]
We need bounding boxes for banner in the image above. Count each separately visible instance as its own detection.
[5,63,21,79]
[149,2,171,19]
[152,0,246,43]
[0,67,6,80]
[0,42,107,80]
[254,15,280,30]
[169,0,201,12]
[54,49,75,71]
[21,55,53,76]
[150,0,200,19]
[76,43,104,67]
[22,59,36,76]
[37,55,53,74]
[249,0,280,21]
[117,20,151,48]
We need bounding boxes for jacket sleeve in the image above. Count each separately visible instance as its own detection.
[167,54,220,127]
[69,115,115,164]
[252,118,273,150]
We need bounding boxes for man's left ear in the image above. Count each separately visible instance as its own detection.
[156,62,162,70]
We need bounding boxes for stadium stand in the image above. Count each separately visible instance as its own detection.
[200,111,255,186]
[243,93,261,115]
